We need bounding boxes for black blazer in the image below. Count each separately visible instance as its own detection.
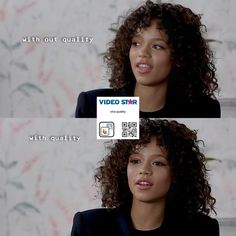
[71,207,219,236]
[75,88,221,118]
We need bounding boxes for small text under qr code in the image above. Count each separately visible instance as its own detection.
[122,122,137,137]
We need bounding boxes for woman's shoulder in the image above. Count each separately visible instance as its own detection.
[188,213,219,235]
[80,88,115,97]
[193,212,218,224]
[72,208,120,235]
[167,212,219,236]
[73,207,122,225]
[199,95,220,106]
[178,95,221,118]
[195,96,221,117]
[74,208,112,219]
[165,93,221,118]
[80,87,131,98]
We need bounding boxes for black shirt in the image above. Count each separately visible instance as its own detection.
[71,207,219,236]
[75,88,221,118]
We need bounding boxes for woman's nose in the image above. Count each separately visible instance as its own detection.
[138,45,150,58]
[139,164,152,175]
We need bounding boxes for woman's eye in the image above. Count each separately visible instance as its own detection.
[153,44,164,50]
[129,159,140,164]
[152,161,165,166]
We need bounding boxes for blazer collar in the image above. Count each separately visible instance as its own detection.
[114,207,132,236]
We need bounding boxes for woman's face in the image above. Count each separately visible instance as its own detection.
[127,137,172,204]
[129,20,172,88]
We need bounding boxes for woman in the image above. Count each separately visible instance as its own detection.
[71,119,219,235]
[75,1,220,118]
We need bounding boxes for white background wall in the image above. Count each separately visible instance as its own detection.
[0,0,235,117]
[0,118,236,235]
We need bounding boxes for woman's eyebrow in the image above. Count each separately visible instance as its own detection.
[149,153,167,159]
[151,37,167,42]
[157,154,168,160]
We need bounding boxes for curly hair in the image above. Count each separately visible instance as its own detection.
[104,0,219,101]
[95,119,216,217]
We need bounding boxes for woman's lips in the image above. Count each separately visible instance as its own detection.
[136,63,153,74]
[136,180,153,190]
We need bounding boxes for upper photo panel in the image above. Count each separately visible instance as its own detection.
[0,0,235,117]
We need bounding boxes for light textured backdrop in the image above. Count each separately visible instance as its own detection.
[0,0,236,117]
[0,118,236,235]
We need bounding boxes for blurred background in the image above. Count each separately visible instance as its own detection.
[0,0,236,117]
[0,118,236,235]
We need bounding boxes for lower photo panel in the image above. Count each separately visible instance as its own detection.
[0,118,235,236]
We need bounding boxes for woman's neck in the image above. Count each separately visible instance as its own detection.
[130,199,166,231]
[134,83,168,112]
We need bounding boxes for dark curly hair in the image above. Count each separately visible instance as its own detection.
[95,119,216,218]
[104,0,219,101]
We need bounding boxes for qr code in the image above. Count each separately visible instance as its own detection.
[122,122,137,137]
